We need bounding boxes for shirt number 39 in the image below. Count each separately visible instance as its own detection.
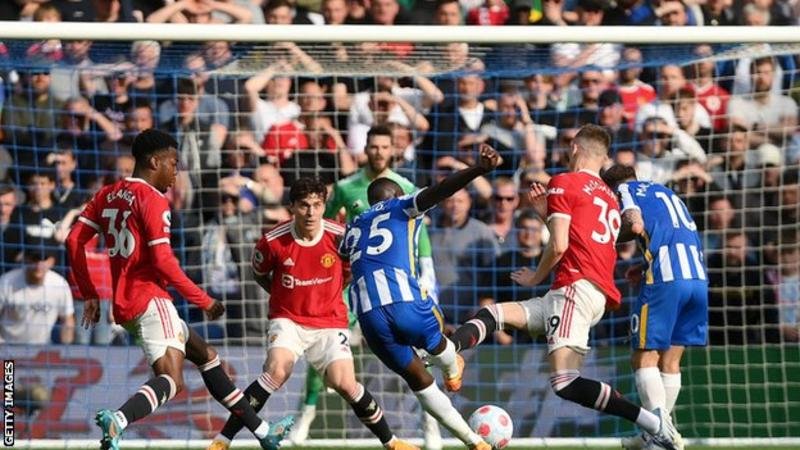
[591,197,621,244]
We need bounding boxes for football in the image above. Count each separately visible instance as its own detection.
[468,405,513,449]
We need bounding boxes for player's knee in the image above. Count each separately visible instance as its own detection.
[169,373,185,395]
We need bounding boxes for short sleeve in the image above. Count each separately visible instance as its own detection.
[140,194,172,248]
[546,175,574,222]
[618,183,641,213]
[400,189,433,218]
[77,188,105,232]
[252,237,274,276]
[58,277,75,317]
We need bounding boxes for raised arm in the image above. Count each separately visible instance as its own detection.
[415,143,503,212]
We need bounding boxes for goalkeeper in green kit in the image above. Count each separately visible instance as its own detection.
[289,125,442,449]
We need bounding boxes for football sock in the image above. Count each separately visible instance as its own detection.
[199,356,273,440]
[550,370,659,432]
[414,383,482,446]
[345,383,394,445]
[451,305,501,352]
[118,374,177,426]
[661,372,682,414]
[428,338,459,378]
[634,367,666,410]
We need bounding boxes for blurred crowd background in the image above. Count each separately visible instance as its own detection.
[0,0,798,352]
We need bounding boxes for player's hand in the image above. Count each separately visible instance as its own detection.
[81,298,101,329]
[476,143,503,172]
[528,182,548,219]
[510,266,539,287]
[204,300,226,321]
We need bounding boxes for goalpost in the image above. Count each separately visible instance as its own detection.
[2,21,799,449]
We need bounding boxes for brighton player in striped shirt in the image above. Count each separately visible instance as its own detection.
[66,129,292,450]
[449,125,680,450]
[340,144,505,450]
[208,177,418,450]
[602,164,708,450]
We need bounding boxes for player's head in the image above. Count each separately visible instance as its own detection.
[601,164,637,190]
[131,129,179,193]
[366,125,393,174]
[569,124,611,170]
[367,177,404,206]
[23,236,57,285]
[289,177,328,235]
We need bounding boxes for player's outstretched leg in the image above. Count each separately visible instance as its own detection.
[289,366,323,444]
[95,348,183,450]
[451,304,508,352]
[427,337,464,392]
[185,333,293,450]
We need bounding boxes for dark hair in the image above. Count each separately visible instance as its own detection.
[574,123,611,156]
[366,124,392,143]
[176,77,198,96]
[266,0,293,11]
[0,185,15,197]
[367,177,403,206]
[751,56,775,73]
[125,99,153,114]
[131,129,178,164]
[674,87,696,102]
[515,208,542,227]
[289,177,328,204]
[783,168,799,185]
[601,164,636,189]
[436,0,459,9]
[24,169,56,184]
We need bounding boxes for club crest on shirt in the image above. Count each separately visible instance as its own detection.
[321,253,336,268]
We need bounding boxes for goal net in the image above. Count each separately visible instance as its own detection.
[1,23,799,448]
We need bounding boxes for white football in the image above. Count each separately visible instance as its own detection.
[468,404,513,449]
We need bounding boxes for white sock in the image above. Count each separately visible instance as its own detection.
[634,367,666,411]
[429,338,458,378]
[301,404,317,416]
[414,383,481,446]
[254,421,270,439]
[113,411,128,430]
[634,408,661,435]
[661,372,682,414]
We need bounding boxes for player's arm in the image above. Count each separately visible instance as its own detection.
[66,204,102,328]
[415,143,503,212]
[511,215,569,287]
[617,183,644,243]
[251,237,274,293]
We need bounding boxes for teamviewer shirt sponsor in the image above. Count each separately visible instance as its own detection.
[253,219,348,329]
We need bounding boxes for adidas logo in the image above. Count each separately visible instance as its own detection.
[283,258,295,266]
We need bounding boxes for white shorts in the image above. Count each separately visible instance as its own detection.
[125,298,189,365]
[519,279,606,354]
[267,318,352,373]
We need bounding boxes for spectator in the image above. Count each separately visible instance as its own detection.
[654,0,700,26]
[523,73,560,127]
[201,188,262,343]
[430,188,499,325]
[688,44,730,132]
[0,240,75,345]
[771,233,799,342]
[616,46,657,124]
[0,185,18,274]
[160,72,230,131]
[3,170,67,271]
[478,92,540,177]
[322,0,350,24]
[432,0,462,24]
[92,69,135,129]
[673,87,713,152]
[45,149,83,209]
[2,67,63,169]
[146,0,253,23]
[246,63,301,144]
[128,40,162,102]
[57,96,123,153]
[709,124,752,204]
[701,0,735,25]
[634,64,710,132]
[707,230,781,345]
[265,0,324,24]
[50,40,107,103]
[743,144,785,253]
[484,177,520,251]
[635,116,706,184]
[727,57,798,147]
[550,0,621,71]
[26,4,64,62]
[702,194,737,258]
[466,0,509,25]
[597,89,635,154]
[95,0,138,22]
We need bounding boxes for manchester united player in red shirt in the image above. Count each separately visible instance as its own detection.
[449,125,680,450]
[208,177,417,450]
[66,129,292,450]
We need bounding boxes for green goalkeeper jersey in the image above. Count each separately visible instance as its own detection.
[325,169,432,258]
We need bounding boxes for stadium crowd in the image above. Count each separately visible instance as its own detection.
[0,0,799,351]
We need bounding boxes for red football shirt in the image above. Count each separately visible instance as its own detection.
[262,121,336,165]
[252,219,348,329]
[73,178,212,323]
[547,170,622,307]
[693,82,730,132]
[67,235,112,301]
[618,81,657,125]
